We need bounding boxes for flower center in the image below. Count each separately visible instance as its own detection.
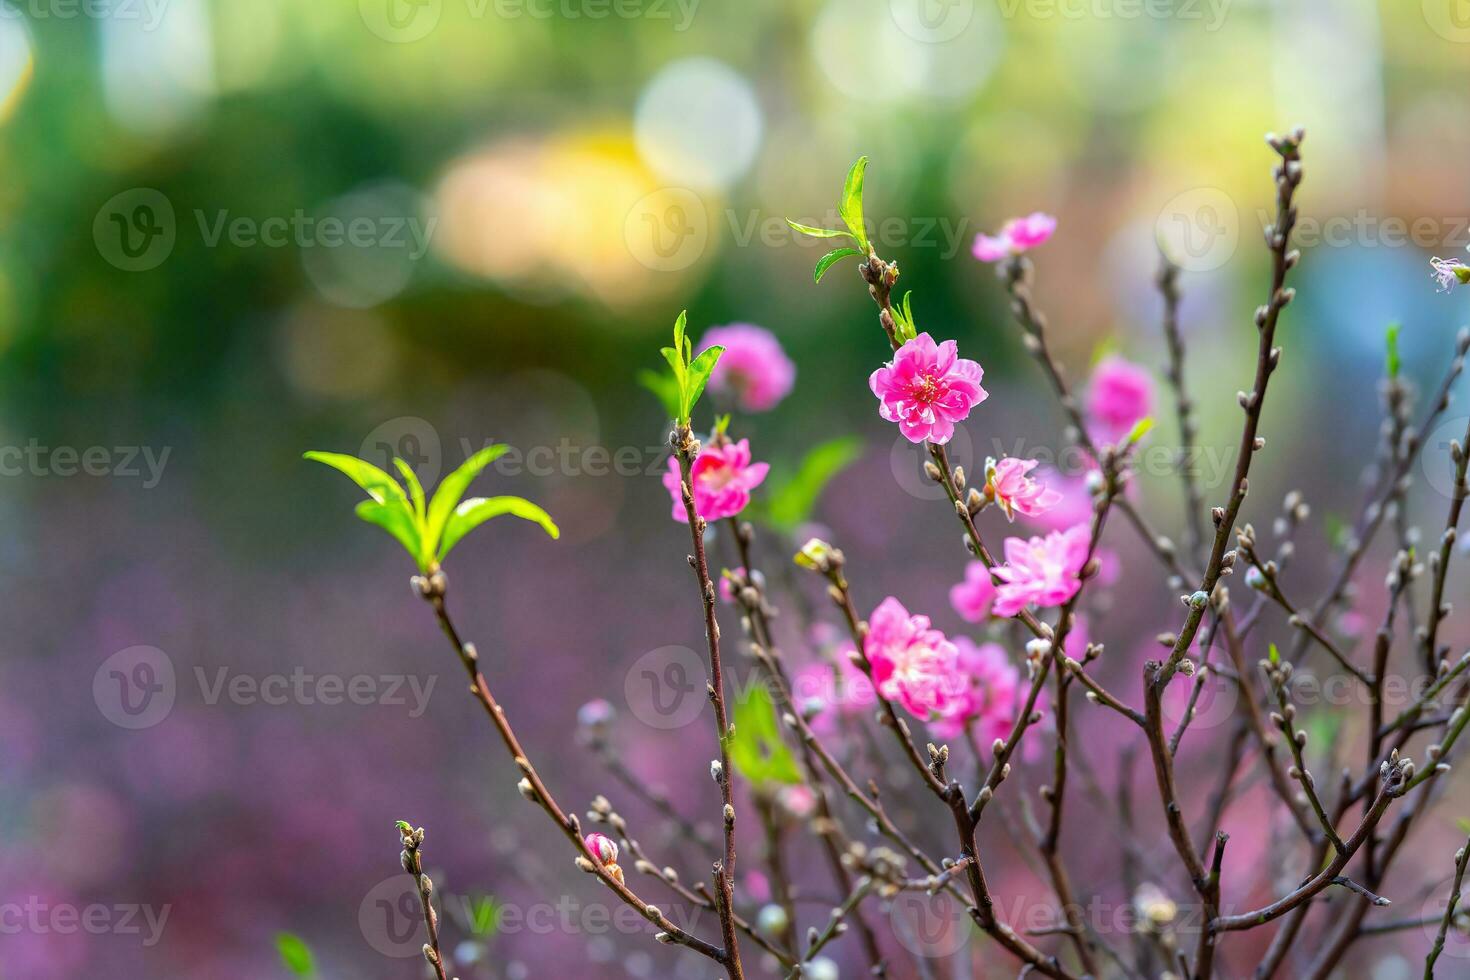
[910,373,942,405]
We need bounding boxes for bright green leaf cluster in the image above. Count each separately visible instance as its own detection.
[659,310,724,427]
[305,446,559,572]
[760,436,864,534]
[786,156,871,283]
[727,685,803,788]
[275,933,315,978]
[889,290,919,343]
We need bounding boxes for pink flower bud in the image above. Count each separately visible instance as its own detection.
[584,833,618,865]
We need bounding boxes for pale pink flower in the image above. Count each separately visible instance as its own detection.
[1026,465,1097,532]
[972,212,1057,262]
[869,332,987,445]
[1087,354,1154,446]
[864,597,966,720]
[992,525,1092,617]
[930,638,1021,742]
[986,456,1063,521]
[1431,256,1470,293]
[778,784,817,820]
[699,324,797,412]
[791,655,877,735]
[584,833,618,864]
[949,561,996,623]
[663,438,769,523]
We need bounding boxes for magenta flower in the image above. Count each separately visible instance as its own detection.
[698,324,797,412]
[949,561,996,623]
[663,438,769,523]
[584,833,618,864]
[985,456,1063,521]
[972,212,1057,262]
[992,524,1092,617]
[1431,256,1470,293]
[864,597,965,720]
[930,638,1020,742]
[1087,354,1154,446]
[869,332,987,445]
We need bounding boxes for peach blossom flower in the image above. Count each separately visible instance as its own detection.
[869,332,987,445]
[1087,354,1154,446]
[949,561,996,623]
[864,597,965,720]
[992,525,1091,617]
[972,212,1057,262]
[699,324,796,412]
[985,456,1063,521]
[663,438,769,523]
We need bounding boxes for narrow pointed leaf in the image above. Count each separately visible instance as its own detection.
[393,458,427,524]
[839,156,869,251]
[425,444,510,556]
[683,344,724,421]
[275,933,315,977]
[303,451,406,504]
[355,499,424,569]
[785,219,850,239]
[638,368,682,421]
[764,436,864,533]
[439,495,560,561]
[814,247,862,283]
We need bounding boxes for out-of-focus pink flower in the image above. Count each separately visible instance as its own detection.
[699,324,797,412]
[1026,465,1097,532]
[791,655,877,734]
[986,456,1063,521]
[778,784,817,820]
[869,332,987,445]
[1431,256,1470,292]
[577,699,615,729]
[1087,354,1154,446]
[719,567,750,604]
[663,438,769,523]
[744,870,772,904]
[949,561,996,623]
[864,597,965,720]
[584,833,618,864]
[992,525,1091,617]
[930,638,1019,743]
[972,212,1057,262]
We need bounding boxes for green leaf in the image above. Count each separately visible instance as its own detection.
[394,458,426,524]
[304,451,406,504]
[839,156,869,251]
[785,219,850,239]
[468,895,505,937]
[356,499,424,568]
[638,369,681,420]
[1124,417,1155,446]
[275,933,315,977]
[439,495,560,561]
[1385,322,1402,380]
[683,344,724,423]
[814,247,862,283]
[764,437,864,533]
[728,685,803,788]
[425,444,511,561]
[891,290,919,342]
[1268,642,1280,665]
[1457,817,1470,836]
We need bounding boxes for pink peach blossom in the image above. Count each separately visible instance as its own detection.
[1431,256,1470,292]
[864,597,966,720]
[584,833,618,864]
[949,561,997,623]
[698,324,797,412]
[791,655,877,734]
[992,525,1092,617]
[663,438,769,523]
[986,456,1063,521]
[972,212,1057,262]
[869,332,987,445]
[1087,354,1154,446]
